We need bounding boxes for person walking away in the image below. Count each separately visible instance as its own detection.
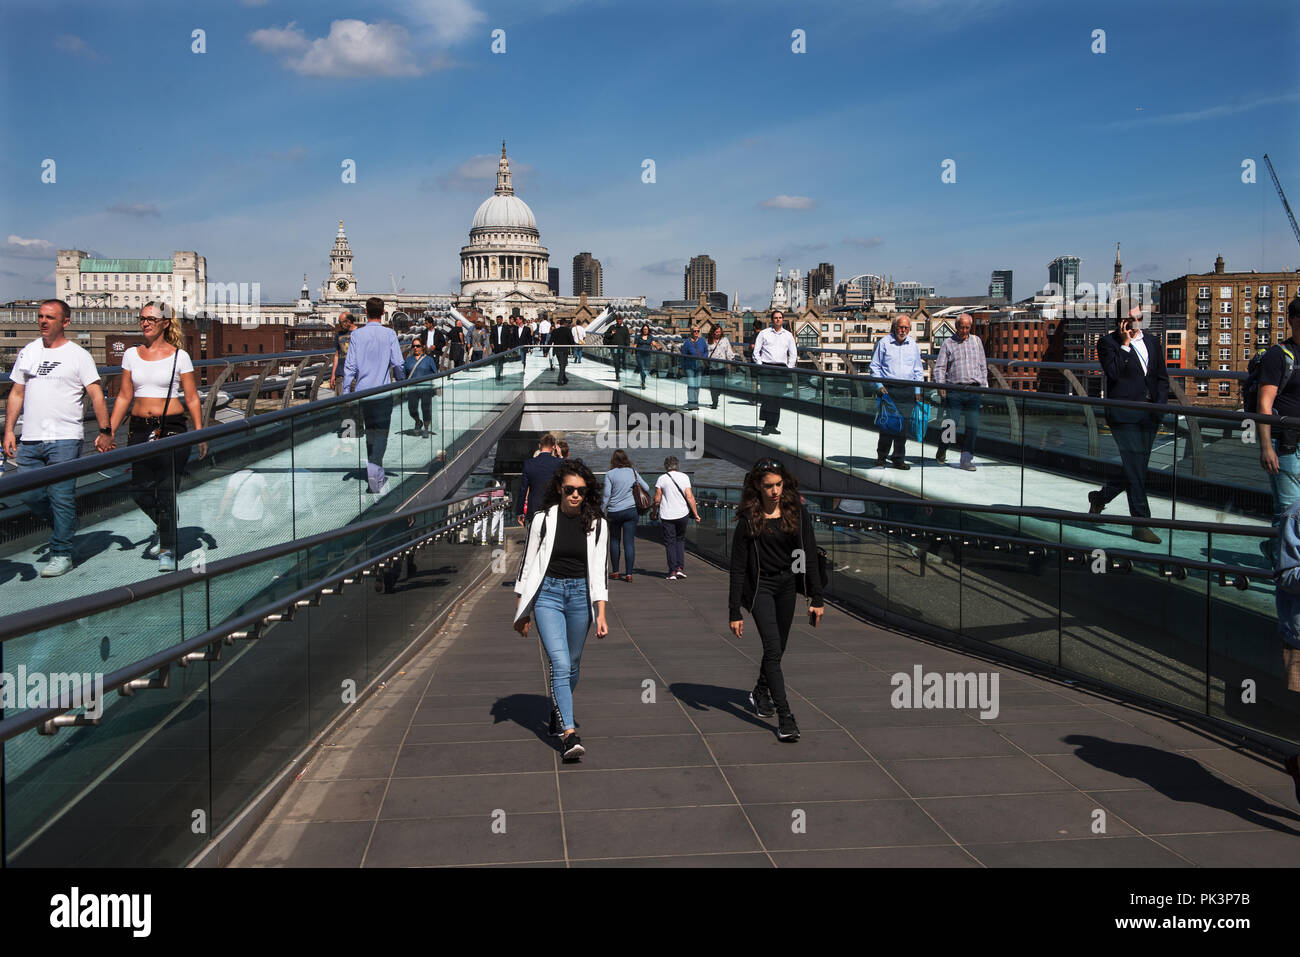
[654,456,701,579]
[402,338,437,435]
[470,319,487,363]
[728,457,825,741]
[752,311,797,434]
[551,318,575,385]
[516,432,563,526]
[572,319,586,363]
[933,312,988,471]
[538,315,553,368]
[607,315,631,381]
[705,325,737,409]
[513,460,610,760]
[491,316,510,381]
[869,314,924,470]
[3,299,113,577]
[603,449,650,581]
[342,297,406,497]
[1087,306,1169,544]
[516,317,534,373]
[448,321,467,368]
[680,325,709,410]
[108,301,209,572]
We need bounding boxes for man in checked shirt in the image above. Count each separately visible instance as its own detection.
[933,313,988,471]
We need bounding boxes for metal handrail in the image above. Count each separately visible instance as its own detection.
[0,495,509,741]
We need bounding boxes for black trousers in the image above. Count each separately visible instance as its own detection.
[556,349,569,384]
[751,571,797,713]
[128,416,191,552]
[407,390,432,426]
[877,391,915,461]
[1097,419,1156,518]
[492,345,507,379]
[759,362,787,429]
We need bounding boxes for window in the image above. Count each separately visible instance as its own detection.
[1243,349,1253,360]
[1219,332,1231,343]
[1220,286,1233,299]
[1198,286,1210,298]
[833,324,841,332]
[1243,286,1252,297]
[1221,303,1233,314]
[1243,332,1252,343]
[1243,301,1251,312]
[1219,382,1232,394]
[1219,363,1231,371]
[1168,348,1181,360]
[1260,285,1271,297]
[1197,382,1209,394]
[1219,348,1231,360]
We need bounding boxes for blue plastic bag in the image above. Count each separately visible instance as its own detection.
[875,392,904,436]
[910,399,932,443]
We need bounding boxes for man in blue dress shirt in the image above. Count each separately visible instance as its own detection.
[342,297,406,496]
[869,315,924,469]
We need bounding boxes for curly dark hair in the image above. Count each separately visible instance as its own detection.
[541,459,604,534]
[738,458,800,536]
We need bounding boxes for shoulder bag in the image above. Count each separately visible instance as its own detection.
[630,471,653,515]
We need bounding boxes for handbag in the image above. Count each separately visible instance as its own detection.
[631,472,652,515]
[147,349,181,442]
[910,398,932,443]
[874,391,904,436]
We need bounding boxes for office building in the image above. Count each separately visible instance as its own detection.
[573,252,603,297]
[684,255,716,302]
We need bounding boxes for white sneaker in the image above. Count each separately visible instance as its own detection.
[41,555,73,577]
[666,572,677,580]
[374,480,391,500]
[158,550,177,573]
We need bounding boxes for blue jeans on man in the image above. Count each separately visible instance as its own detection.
[533,576,591,731]
[938,389,981,457]
[17,439,84,557]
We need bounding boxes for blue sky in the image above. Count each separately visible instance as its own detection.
[2,0,1299,308]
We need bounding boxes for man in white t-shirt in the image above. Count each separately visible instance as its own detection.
[2,299,113,576]
[653,457,701,580]
[572,319,586,363]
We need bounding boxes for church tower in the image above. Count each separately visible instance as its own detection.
[1111,242,1127,311]
[769,260,789,311]
[323,221,357,302]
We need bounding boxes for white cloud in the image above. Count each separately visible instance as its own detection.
[107,203,161,218]
[760,195,816,210]
[1115,91,1300,128]
[4,236,56,259]
[248,22,310,54]
[641,259,682,276]
[54,34,102,59]
[432,153,533,191]
[845,236,885,248]
[402,0,487,46]
[250,19,444,77]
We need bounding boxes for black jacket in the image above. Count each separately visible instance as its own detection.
[728,504,824,620]
[607,323,631,348]
[551,325,575,348]
[518,325,535,347]
[1097,330,1168,425]
[516,451,563,518]
[491,323,510,350]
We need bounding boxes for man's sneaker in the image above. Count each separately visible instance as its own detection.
[548,707,563,737]
[41,555,73,577]
[666,572,677,580]
[1133,526,1161,545]
[560,732,585,761]
[876,456,887,469]
[675,568,687,579]
[891,458,911,470]
[935,448,947,464]
[777,712,800,742]
[158,550,177,573]
[749,686,776,717]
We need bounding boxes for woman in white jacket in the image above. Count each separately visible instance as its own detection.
[514,459,609,761]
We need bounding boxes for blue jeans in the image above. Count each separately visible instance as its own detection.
[533,576,591,731]
[608,506,638,574]
[939,389,981,456]
[684,367,702,406]
[17,439,84,556]
[662,516,687,573]
[636,352,651,387]
[1267,438,1300,564]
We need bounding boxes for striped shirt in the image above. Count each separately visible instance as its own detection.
[933,333,988,387]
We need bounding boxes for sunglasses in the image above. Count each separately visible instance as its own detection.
[562,485,587,497]
[753,458,782,473]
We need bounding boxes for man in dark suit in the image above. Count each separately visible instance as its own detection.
[551,318,575,385]
[1088,306,1170,544]
[516,432,563,526]
[494,316,516,380]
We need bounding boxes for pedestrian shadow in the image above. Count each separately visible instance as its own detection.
[63,530,135,562]
[1063,734,1300,835]
[669,682,771,731]
[0,559,38,585]
[490,693,554,743]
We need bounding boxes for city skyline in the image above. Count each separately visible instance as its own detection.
[2,0,1299,309]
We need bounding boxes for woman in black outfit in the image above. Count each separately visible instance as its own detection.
[728,457,825,741]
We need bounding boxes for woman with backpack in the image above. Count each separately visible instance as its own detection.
[653,456,700,580]
[603,449,651,581]
[728,457,825,742]
[513,459,610,761]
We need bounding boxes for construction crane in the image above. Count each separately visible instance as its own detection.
[388,272,406,295]
[1263,154,1300,252]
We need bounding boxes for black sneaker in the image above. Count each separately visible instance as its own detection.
[548,706,562,737]
[561,732,585,761]
[749,686,776,717]
[777,712,800,742]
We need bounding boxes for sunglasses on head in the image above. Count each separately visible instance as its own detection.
[753,458,782,474]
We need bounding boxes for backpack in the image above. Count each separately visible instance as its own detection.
[1243,343,1295,413]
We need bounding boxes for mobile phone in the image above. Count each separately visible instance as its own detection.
[808,609,818,627]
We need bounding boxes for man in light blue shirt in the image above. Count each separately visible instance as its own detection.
[868,314,924,469]
[342,297,406,495]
